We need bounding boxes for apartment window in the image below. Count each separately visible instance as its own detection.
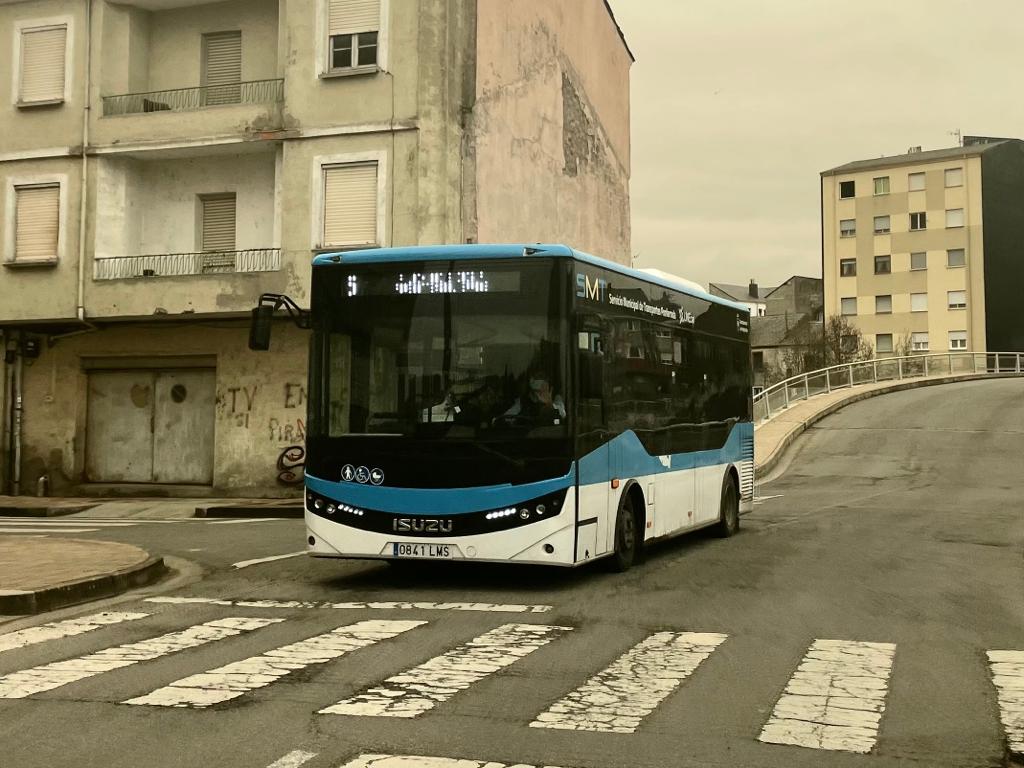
[840,297,857,316]
[875,294,892,314]
[947,290,967,309]
[839,219,856,238]
[947,248,966,267]
[873,176,890,195]
[200,194,236,251]
[909,212,927,231]
[839,258,857,277]
[945,167,963,188]
[876,334,894,354]
[911,332,929,352]
[12,184,60,262]
[911,292,927,312]
[327,0,380,73]
[874,254,891,274]
[202,32,242,105]
[17,23,68,105]
[949,330,967,351]
[839,180,855,199]
[873,215,890,234]
[752,351,764,371]
[908,172,926,191]
[946,208,964,228]
[322,162,379,247]
[911,251,927,270]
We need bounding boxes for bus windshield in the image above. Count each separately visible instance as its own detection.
[308,258,571,488]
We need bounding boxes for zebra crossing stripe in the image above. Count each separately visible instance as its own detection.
[336,756,576,768]
[758,639,896,753]
[530,631,726,733]
[319,623,571,718]
[124,620,426,708]
[145,596,553,613]
[987,650,1024,757]
[0,617,281,699]
[0,612,149,655]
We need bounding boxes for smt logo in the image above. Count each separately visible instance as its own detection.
[576,273,607,302]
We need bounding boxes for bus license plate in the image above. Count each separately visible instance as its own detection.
[392,543,454,559]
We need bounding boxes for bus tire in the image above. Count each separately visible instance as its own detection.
[608,494,640,572]
[713,473,740,538]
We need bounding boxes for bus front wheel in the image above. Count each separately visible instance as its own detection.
[608,494,640,572]
[713,474,740,538]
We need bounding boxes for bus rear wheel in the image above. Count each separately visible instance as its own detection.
[713,474,740,538]
[608,494,639,572]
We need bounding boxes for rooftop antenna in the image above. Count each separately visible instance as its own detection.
[948,129,962,146]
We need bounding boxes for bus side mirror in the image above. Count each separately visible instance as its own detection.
[249,305,274,351]
[580,353,603,399]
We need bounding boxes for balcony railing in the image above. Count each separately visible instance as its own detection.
[102,79,284,117]
[753,351,1024,423]
[93,249,281,280]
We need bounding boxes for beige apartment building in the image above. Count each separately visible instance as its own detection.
[0,0,632,496]
[822,137,1024,360]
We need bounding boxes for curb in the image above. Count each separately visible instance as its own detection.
[0,555,167,615]
[194,504,303,519]
[0,503,97,518]
[754,373,1024,479]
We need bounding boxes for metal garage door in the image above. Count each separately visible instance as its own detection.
[86,369,215,485]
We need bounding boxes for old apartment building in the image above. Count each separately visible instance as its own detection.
[822,137,1024,359]
[0,0,633,496]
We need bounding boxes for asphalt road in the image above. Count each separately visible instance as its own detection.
[0,378,1022,768]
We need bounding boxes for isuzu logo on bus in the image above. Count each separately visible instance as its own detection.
[576,273,607,302]
[393,518,454,533]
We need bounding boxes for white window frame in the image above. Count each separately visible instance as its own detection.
[908,172,925,191]
[911,332,929,352]
[945,208,965,228]
[838,180,855,199]
[3,172,69,265]
[911,293,927,312]
[316,0,389,78]
[311,149,388,250]
[873,215,890,234]
[839,219,856,238]
[909,211,926,231]
[945,167,963,188]
[875,334,893,354]
[11,16,73,107]
[947,290,967,310]
[947,248,966,267]
[910,251,927,271]
[948,331,967,351]
[875,294,892,314]
[873,176,890,196]
[840,297,857,316]
[839,258,856,277]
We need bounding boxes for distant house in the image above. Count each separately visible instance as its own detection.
[709,280,774,317]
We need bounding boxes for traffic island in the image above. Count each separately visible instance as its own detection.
[194,499,303,518]
[0,537,166,615]
[0,497,98,517]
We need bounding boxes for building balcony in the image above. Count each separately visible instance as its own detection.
[93,249,281,280]
[102,79,284,117]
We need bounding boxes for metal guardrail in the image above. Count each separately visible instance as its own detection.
[102,79,284,116]
[753,351,1024,423]
[93,249,281,280]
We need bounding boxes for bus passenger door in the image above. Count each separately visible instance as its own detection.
[576,325,610,561]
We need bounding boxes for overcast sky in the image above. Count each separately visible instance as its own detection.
[610,0,1024,290]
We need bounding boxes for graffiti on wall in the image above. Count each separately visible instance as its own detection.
[218,385,258,429]
[277,445,305,485]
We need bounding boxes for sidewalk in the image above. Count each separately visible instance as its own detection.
[0,536,165,615]
[753,371,1021,479]
[0,495,303,519]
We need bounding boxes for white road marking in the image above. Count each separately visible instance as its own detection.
[125,619,425,708]
[759,639,896,753]
[0,527,98,534]
[0,612,149,655]
[232,552,307,569]
[754,494,785,504]
[988,650,1024,756]
[0,617,281,699]
[144,596,553,613]
[530,631,727,733]
[320,623,571,718]
[336,756,575,768]
[266,751,317,768]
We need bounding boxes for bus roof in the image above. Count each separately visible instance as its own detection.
[313,244,748,313]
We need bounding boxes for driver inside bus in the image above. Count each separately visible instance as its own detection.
[502,370,566,424]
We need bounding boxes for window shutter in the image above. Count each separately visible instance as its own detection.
[203,31,242,105]
[323,164,378,246]
[20,26,67,103]
[329,0,380,35]
[201,194,236,251]
[15,185,60,261]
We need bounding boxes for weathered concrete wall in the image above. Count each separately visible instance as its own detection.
[472,0,631,261]
[17,321,309,497]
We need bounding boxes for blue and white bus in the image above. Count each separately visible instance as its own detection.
[257,244,753,571]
